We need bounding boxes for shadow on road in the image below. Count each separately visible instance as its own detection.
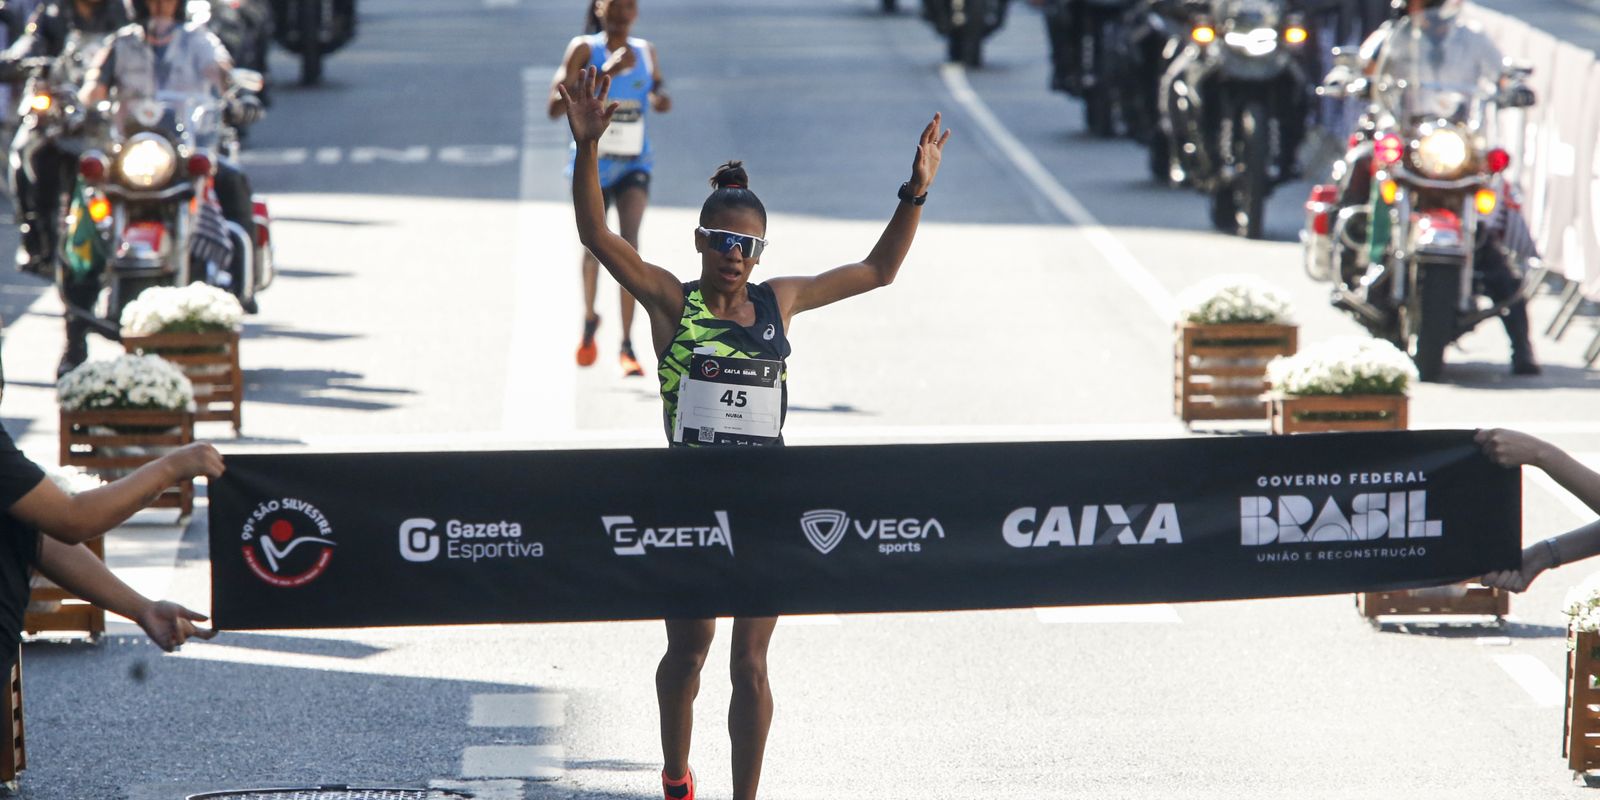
[243,367,414,412]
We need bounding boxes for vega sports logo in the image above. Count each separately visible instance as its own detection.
[239,498,336,588]
[799,509,945,556]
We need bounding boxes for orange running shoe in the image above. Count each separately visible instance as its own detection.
[620,342,645,377]
[576,315,600,367]
[662,767,694,800]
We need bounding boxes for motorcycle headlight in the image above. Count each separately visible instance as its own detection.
[117,134,176,189]
[1223,27,1279,56]
[1415,127,1472,178]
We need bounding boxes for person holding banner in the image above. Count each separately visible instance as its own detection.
[1478,428,1600,591]
[0,433,223,676]
[549,0,671,378]
[557,65,949,800]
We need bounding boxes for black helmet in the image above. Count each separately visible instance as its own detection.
[128,0,185,25]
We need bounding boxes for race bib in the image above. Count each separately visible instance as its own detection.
[600,102,645,158]
[674,352,783,445]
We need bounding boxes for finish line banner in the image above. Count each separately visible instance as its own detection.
[209,430,1519,630]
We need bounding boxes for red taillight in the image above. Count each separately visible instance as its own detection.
[1485,148,1511,174]
[1348,133,1362,149]
[1310,184,1338,205]
[252,200,270,247]
[78,152,107,182]
[1374,133,1404,169]
[186,154,213,177]
[1311,212,1331,236]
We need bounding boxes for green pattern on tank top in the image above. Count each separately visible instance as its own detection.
[659,286,788,443]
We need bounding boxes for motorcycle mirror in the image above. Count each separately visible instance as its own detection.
[231,69,266,94]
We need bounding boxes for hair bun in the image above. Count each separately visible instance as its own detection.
[710,161,750,190]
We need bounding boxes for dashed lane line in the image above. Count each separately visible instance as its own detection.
[461,745,566,780]
[470,692,568,728]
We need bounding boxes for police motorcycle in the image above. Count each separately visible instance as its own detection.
[1158,0,1310,238]
[269,0,355,86]
[1117,0,1204,179]
[1303,36,1537,381]
[921,0,1010,67]
[68,68,272,335]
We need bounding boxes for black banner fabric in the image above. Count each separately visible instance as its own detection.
[209,430,1520,630]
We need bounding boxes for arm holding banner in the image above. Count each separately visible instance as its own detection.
[9,443,224,545]
[1477,428,1600,591]
[34,537,215,650]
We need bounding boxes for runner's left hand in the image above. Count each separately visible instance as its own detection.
[908,112,951,196]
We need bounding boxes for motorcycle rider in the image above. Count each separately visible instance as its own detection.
[0,0,128,277]
[1331,0,1538,374]
[66,0,261,374]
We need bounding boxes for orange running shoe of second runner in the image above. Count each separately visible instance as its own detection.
[576,315,600,367]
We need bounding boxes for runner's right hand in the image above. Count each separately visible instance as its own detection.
[557,66,618,144]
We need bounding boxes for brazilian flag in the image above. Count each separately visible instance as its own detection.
[1366,179,1392,266]
[63,179,106,280]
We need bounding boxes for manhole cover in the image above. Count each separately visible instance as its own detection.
[187,787,473,800]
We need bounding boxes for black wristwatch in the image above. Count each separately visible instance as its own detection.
[898,182,927,206]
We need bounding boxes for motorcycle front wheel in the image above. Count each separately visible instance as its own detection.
[1408,259,1460,382]
[1232,101,1270,239]
[299,0,324,86]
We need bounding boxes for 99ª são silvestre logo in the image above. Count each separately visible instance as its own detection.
[240,498,336,588]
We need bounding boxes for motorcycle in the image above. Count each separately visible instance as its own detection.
[1305,36,1538,381]
[921,0,1010,68]
[1158,0,1311,238]
[191,0,274,100]
[1117,0,1202,180]
[68,69,273,336]
[270,0,356,86]
[1043,0,1133,137]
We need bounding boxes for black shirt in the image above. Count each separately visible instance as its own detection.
[0,425,46,671]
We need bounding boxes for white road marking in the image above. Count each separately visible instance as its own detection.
[504,66,578,437]
[1492,654,1564,707]
[461,745,565,780]
[470,692,568,727]
[241,145,521,167]
[1035,605,1183,623]
[430,780,525,800]
[940,64,1178,323]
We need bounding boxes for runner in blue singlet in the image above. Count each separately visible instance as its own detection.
[549,0,671,377]
[557,65,951,800]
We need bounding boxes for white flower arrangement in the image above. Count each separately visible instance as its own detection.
[1566,574,1600,634]
[57,353,195,412]
[1176,275,1295,326]
[1266,336,1418,396]
[45,464,105,495]
[119,282,243,336]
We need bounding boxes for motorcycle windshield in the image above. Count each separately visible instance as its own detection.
[116,91,223,149]
[1218,0,1282,31]
[1374,14,1503,131]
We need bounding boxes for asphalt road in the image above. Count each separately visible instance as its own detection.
[3,1,1600,798]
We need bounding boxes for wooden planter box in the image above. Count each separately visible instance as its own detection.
[1269,394,1408,434]
[122,329,242,434]
[59,408,194,518]
[1174,322,1297,423]
[0,647,22,786]
[1568,629,1600,772]
[22,538,105,639]
[1357,583,1509,620]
